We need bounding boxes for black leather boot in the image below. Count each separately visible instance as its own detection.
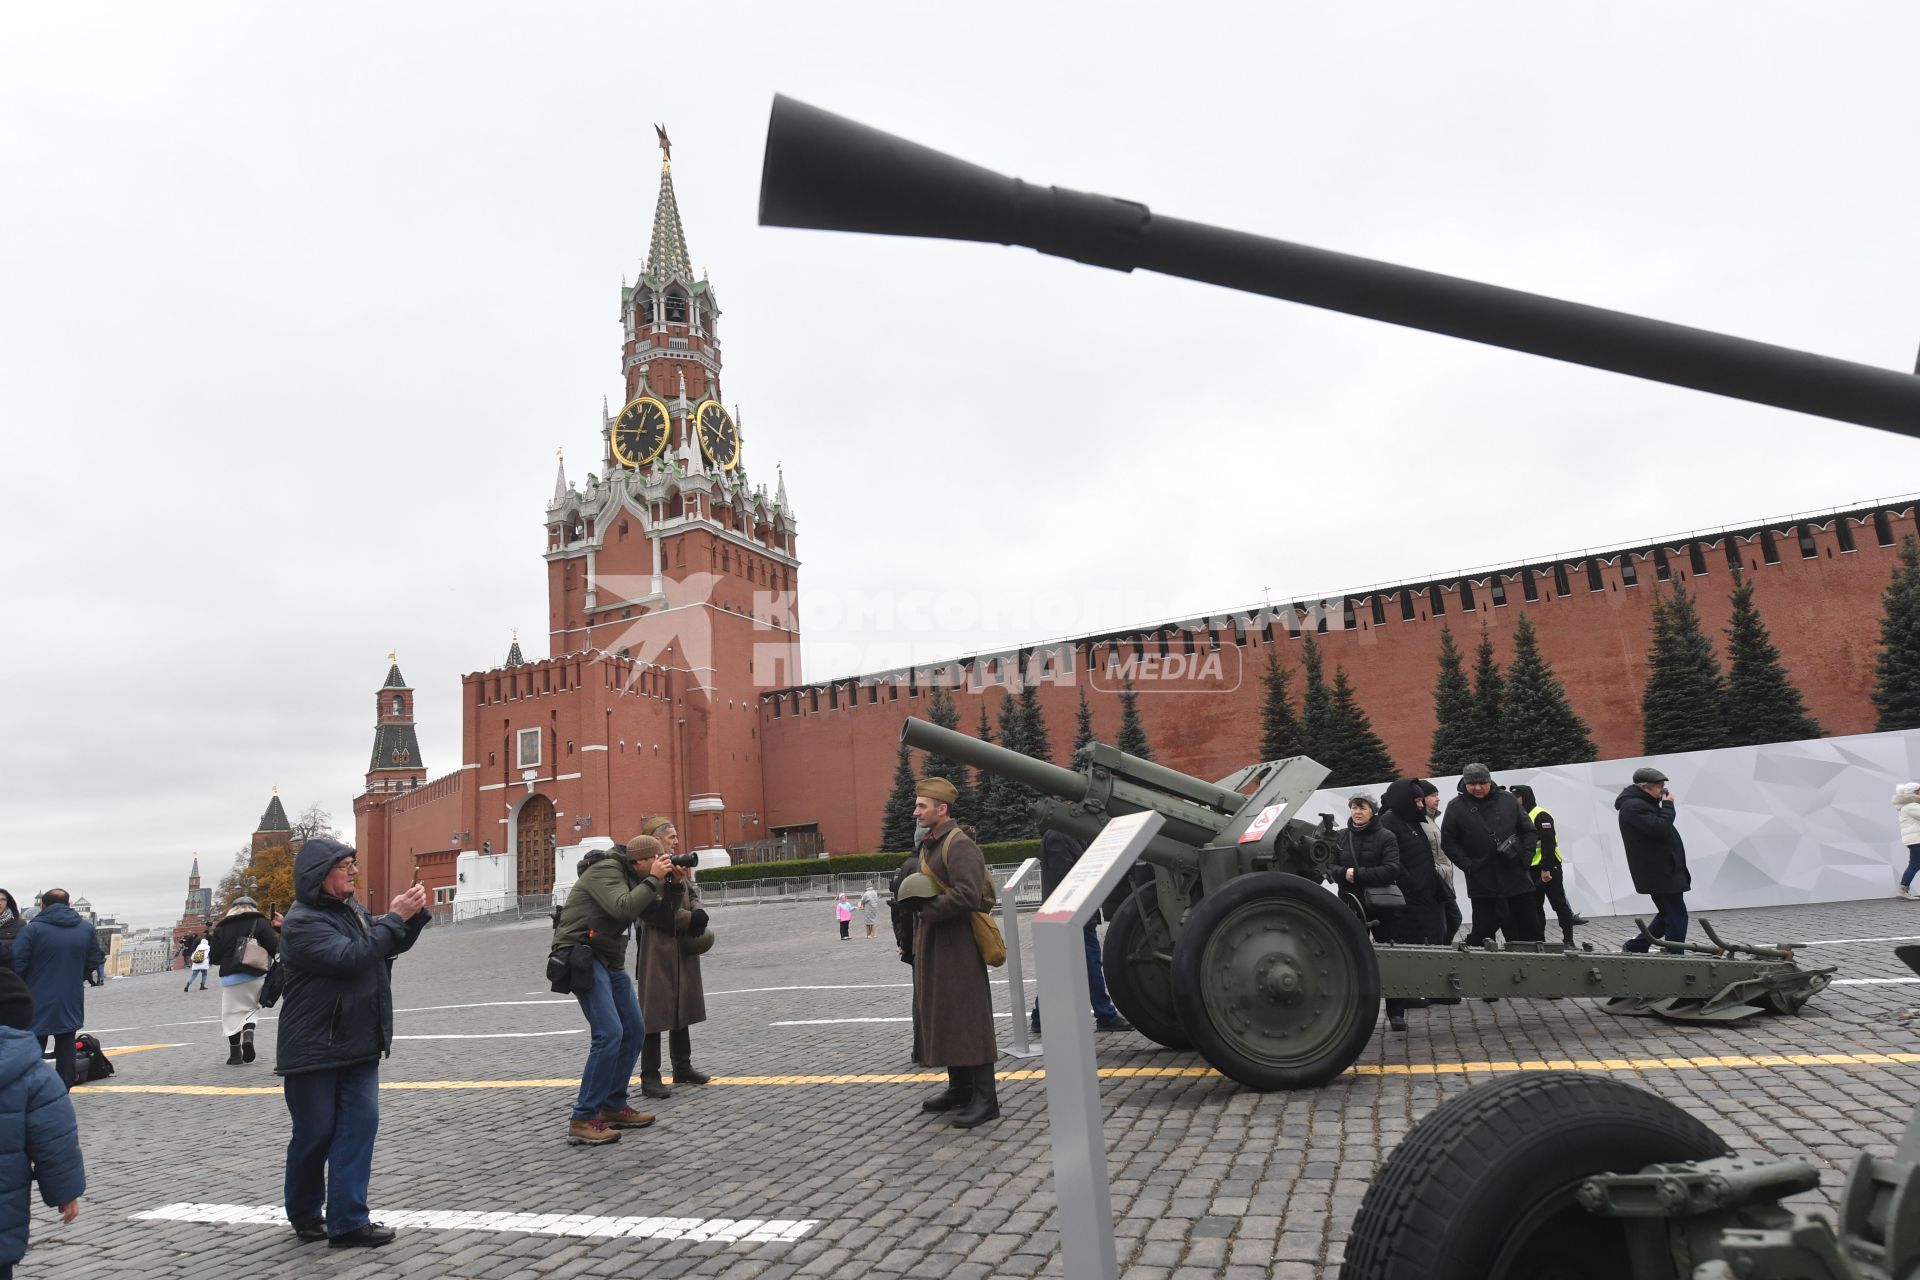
[226,1034,244,1066]
[949,1064,1000,1129]
[241,1026,256,1063]
[921,1067,970,1113]
[669,1027,707,1083]
[640,1032,672,1099]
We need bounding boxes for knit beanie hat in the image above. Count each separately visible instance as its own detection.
[0,968,35,1031]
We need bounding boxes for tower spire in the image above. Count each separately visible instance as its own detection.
[552,447,569,506]
[644,124,694,284]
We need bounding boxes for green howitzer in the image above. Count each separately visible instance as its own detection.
[902,716,1834,1092]
[1339,948,1920,1280]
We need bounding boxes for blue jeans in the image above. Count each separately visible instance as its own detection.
[1903,845,1920,888]
[1623,892,1689,952]
[283,1060,380,1236]
[1033,923,1121,1025]
[572,961,645,1121]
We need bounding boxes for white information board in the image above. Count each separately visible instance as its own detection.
[1036,810,1158,926]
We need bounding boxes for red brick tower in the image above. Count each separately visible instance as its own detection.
[252,788,293,856]
[365,656,428,796]
[169,855,208,965]
[542,127,801,850]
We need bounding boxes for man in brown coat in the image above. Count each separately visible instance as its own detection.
[633,817,713,1098]
[901,777,1000,1129]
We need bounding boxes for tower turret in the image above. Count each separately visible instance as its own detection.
[366,655,427,795]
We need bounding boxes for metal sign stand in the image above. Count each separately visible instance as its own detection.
[1032,812,1166,1280]
[1001,857,1043,1059]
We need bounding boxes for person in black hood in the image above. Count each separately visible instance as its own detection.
[1440,764,1541,947]
[1334,794,1412,1028]
[0,892,22,972]
[1617,767,1691,952]
[275,838,429,1250]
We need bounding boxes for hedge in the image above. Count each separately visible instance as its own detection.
[696,839,1041,886]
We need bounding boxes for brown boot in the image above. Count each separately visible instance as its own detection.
[598,1106,656,1129]
[566,1118,621,1146]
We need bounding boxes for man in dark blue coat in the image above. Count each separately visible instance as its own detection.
[276,838,429,1249]
[0,966,85,1276]
[1440,765,1541,947]
[1617,767,1692,952]
[12,889,104,1090]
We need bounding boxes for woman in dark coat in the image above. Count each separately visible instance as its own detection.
[1378,779,1454,1019]
[208,897,278,1066]
[1333,795,1410,1030]
[0,893,22,972]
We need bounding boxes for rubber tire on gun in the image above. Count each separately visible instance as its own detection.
[1339,1071,1730,1280]
[1170,871,1378,1090]
[1100,885,1190,1050]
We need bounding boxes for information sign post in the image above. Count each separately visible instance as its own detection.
[1031,811,1166,1280]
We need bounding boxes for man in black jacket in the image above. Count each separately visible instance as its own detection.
[1617,767,1691,952]
[1440,764,1541,946]
[276,838,429,1249]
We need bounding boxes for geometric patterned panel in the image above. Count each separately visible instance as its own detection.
[1301,728,1920,915]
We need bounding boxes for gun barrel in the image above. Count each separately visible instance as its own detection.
[761,95,1920,439]
[901,716,1089,803]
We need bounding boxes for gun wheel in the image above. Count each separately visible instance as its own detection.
[1102,885,1190,1049]
[1170,871,1377,1090]
[1339,1072,1730,1280]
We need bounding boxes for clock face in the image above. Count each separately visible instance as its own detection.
[695,399,741,470]
[611,396,669,468]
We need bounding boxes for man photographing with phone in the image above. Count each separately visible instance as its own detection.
[551,833,673,1146]
[1617,766,1692,953]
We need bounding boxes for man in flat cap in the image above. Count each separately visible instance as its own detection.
[551,833,673,1146]
[901,776,1001,1129]
[1617,767,1691,952]
[1440,764,1540,949]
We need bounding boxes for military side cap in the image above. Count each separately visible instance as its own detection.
[895,872,939,901]
[626,834,665,859]
[915,777,958,804]
[641,816,675,837]
[1461,763,1493,784]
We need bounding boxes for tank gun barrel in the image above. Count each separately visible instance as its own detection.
[760,95,1920,439]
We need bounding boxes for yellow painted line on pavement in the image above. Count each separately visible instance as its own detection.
[71,1049,1920,1098]
[99,1044,186,1057]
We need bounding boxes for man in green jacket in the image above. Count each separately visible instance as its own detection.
[553,834,672,1146]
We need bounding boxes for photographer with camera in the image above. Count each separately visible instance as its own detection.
[1440,764,1540,948]
[633,817,713,1099]
[551,833,672,1147]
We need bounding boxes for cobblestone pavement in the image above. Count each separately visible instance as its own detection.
[31,893,1920,1278]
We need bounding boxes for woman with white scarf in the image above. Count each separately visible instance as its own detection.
[207,897,278,1065]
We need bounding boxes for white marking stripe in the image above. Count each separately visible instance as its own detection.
[1803,935,1920,946]
[394,1030,584,1040]
[1832,977,1920,985]
[131,1203,817,1244]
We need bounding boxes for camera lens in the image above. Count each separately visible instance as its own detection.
[670,852,700,868]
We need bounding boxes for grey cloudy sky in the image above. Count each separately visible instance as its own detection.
[4,4,1918,928]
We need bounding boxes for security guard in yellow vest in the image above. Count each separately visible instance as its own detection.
[1511,784,1587,946]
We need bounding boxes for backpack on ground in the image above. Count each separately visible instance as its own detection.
[71,1033,114,1085]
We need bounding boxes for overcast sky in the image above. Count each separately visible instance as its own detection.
[5,4,1918,928]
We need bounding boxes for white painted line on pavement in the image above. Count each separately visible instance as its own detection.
[395,1030,585,1040]
[131,1202,817,1244]
[709,980,1009,996]
[1802,935,1920,947]
[1832,978,1920,985]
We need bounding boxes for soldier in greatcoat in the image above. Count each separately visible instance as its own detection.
[896,777,1000,1129]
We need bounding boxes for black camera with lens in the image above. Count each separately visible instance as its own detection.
[669,851,700,869]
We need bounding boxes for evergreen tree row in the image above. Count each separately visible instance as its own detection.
[1257,634,1396,787]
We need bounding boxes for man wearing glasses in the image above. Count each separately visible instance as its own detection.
[275,838,430,1248]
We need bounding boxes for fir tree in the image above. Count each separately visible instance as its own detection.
[1299,632,1331,760]
[1641,582,1732,754]
[980,690,1033,841]
[1258,649,1306,761]
[1018,682,1054,766]
[1723,569,1823,746]
[1466,628,1507,769]
[1072,685,1095,756]
[1872,535,1920,732]
[972,702,997,831]
[1321,667,1397,787]
[1428,625,1476,776]
[880,740,919,852]
[1502,613,1598,768]
[1116,679,1154,760]
[921,685,975,829]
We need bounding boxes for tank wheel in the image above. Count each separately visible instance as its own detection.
[1101,885,1191,1050]
[1170,871,1378,1090]
[1339,1072,1730,1280]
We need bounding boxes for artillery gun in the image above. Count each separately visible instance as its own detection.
[902,716,1833,1091]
